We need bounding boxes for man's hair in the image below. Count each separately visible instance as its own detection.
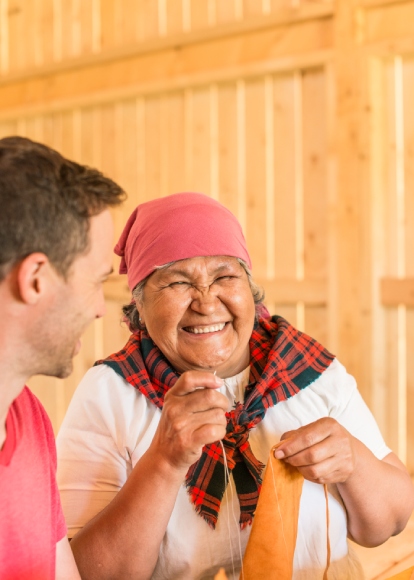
[0,136,125,281]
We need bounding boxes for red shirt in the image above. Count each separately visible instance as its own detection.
[0,387,66,579]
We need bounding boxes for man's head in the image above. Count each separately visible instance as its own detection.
[0,136,124,281]
[0,136,125,379]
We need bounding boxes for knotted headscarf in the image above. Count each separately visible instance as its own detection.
[114,192,252,291]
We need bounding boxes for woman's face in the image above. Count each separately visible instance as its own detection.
[137,256,256,378]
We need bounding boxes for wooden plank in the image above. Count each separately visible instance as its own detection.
[0,2,333,87]
[7,0,25,72]
[260,278,327,304]
[381,279,414,306]
[217,82,239,220]
[216,0,237,25]
[366,2,414,43]
[59,0,75,59]
[119,0,142,44]
[304,306,329,347]
[116,99,141,214]
[362,0,414,8]
[244,77,267,280]
[141,0,160,40]
[144,95,162,200]
[272,72,297,280]
[78,0,96,55]
[0,49,333,124]
[404,57,414,471]
[189,86,211,194]
[38,0,55,66]
[0,120,17,138]
[189,0,211,30]
[161,91,187,195]
[99,0,117,50]
[243,0,264,19]
[302,67,328,280]
[165,0,184,36]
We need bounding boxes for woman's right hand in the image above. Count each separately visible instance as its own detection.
[150,371,228,471]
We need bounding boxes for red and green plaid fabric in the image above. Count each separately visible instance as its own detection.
[96,315,335,529]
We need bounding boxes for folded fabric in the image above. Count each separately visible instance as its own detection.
[387,568,414,580]
[240,446,305,580]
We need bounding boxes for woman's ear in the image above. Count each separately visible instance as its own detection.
[16,253,52,304]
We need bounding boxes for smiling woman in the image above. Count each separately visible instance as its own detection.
[56,192,414,580]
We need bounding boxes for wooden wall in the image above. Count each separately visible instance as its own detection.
[1,0,414,471]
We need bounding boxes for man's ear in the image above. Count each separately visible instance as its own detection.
[17,253,52,304]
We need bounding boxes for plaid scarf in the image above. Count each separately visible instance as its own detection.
[96,315,334,529]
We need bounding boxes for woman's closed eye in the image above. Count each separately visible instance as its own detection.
[168,281,192,289]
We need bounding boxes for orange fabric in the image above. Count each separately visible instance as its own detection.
[386,568,414,580]
[240,447,304,580]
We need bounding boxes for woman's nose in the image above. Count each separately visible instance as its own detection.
[190,285,219,313]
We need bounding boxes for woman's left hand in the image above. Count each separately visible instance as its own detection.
[274,417,356,484]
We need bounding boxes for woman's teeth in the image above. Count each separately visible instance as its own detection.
[186,323,226,334]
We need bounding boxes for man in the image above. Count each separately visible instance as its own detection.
[0,136,125,579]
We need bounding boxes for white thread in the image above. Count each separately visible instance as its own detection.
[216,371,244,578]
[220,439,236,578]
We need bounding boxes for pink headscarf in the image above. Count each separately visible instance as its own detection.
[114,192,252,291]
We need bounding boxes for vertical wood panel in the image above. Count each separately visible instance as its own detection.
[99,0,117,49]
[217,83,239,219]
[302,67,327,280]
[39,0,55,65]
[162,92,187,195]
[403,57,414,469]
[272,73,297,280]
[216,0,237,25]
[145,96,162,200]
[190,0,211,30]
[119,0,141,44]
[190,87,211,194]
[165,0,183,36]
[243,0,263,18]
[7,0,25,71]
[245,78,267,279]
[0,120,17,138]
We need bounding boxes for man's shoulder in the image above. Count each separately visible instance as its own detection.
[12,386,55,445]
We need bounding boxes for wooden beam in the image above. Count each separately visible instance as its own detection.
[258,279,327,305]
[0,3,333,88]
[381,278,414,306]
[0,19,333,122]
[104,275,327,306]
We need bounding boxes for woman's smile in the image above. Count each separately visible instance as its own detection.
[182,322,227,335]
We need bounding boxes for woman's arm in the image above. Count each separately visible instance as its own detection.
[275,417,414,547]
[69,370,227,580]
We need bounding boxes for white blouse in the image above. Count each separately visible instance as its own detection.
[57,358,390,579]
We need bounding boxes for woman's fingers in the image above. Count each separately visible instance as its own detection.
[153,371,228,470]
[275,418,356,484]
[165,371,228,413]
